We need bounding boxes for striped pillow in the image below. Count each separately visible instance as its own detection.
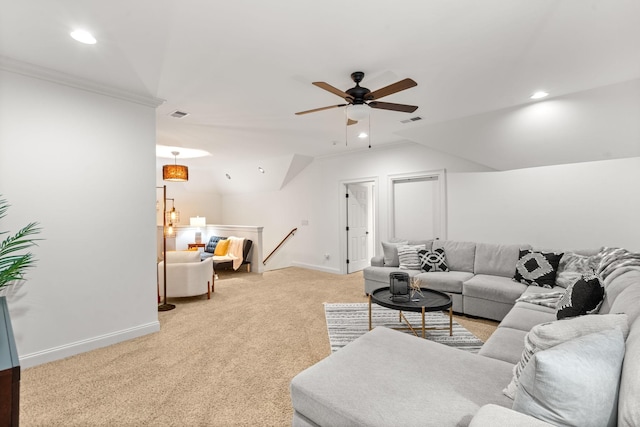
[397,245,426,270]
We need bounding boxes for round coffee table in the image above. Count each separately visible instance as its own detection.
[369,287,453,338]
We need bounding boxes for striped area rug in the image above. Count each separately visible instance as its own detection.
[324,302,484,353]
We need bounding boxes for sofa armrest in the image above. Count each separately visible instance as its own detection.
[370,256,385,267]
[469,404,553,427]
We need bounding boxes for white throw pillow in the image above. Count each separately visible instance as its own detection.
[397,244,426,270]
[503,313,629,399]
[512,328,625,427]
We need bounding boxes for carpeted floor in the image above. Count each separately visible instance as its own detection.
[19,267,498,426]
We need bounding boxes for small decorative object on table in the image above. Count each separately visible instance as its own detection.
[410,277,424,299]
[389,272,410,302]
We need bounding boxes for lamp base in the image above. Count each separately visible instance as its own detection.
[158,303,176,312]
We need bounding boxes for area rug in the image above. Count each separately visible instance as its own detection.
[324,303,484,353]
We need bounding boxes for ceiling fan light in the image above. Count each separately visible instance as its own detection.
[347,104,370,121]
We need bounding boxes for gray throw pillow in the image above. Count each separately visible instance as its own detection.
[512,328,625,427]
[503,313,629,399]
[381,241,408,267]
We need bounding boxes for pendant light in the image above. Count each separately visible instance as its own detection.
[163,151,189,182]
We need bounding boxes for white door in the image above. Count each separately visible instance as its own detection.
[346,183,371,273]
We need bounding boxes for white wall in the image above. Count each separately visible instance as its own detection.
[155,167,223,227]
[0,69,160,367]
[222,142,493,273]
[448,157,640,251]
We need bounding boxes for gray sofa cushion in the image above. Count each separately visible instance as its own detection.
[499,306,556,333]
[470,404,553,427]
[363,266,422,284]
[463,275,527,305]
[290,327,514,427]
[417,271,474,294]
[433,240,476,273]
[478,327,529,365]
[600,269,640,319]
[407,239,434,249]
[474,243,530,278]
[619,316,640,426]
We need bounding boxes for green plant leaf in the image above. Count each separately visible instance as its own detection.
[0,195,42,289]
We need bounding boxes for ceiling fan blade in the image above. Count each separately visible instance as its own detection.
[347,119,358,126]
[295,104,347,115]
[368,101,418,113]
[365,78,417,100]
[312,82,354,101]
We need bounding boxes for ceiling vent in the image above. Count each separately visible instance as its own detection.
[400,116,422,124]
[170,110,189,119]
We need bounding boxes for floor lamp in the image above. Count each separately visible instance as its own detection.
[158,185,175,312]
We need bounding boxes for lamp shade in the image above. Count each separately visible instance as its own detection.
[163,164,189,181]
[190,217,206,227]
[346,104,370,121]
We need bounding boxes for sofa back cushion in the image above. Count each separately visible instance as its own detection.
[432,240,476,273]
[599,269,640,317]
[407,240,434,249]
[242,239,253,261]
[619,316,640,426]
[474,243,531,278]
[605,272,640,327]
[205,236,225,253]
[166,250,201,264]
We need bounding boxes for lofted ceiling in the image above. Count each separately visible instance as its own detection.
[1,1,639,193]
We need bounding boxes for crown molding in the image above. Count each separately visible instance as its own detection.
[0,56,165,108]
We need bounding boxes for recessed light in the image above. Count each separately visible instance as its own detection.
[530,91,549,100]
[358,132,368,139]
[258,167,265,173]
[70,29,97,45]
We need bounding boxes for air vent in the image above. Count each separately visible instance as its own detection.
[170,110,189,119]
[400,116,422,124]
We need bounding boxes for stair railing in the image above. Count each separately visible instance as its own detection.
[263,228,297,265]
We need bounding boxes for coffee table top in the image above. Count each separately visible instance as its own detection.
[370,287,452,313]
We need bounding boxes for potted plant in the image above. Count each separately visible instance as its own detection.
[0,196,41,290]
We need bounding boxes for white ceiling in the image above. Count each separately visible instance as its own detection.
[2,1,639,192]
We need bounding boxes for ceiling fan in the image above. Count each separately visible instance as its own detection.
[295,71,418,125]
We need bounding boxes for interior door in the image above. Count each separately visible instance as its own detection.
[346,183,370,273]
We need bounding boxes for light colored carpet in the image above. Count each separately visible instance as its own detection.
[325,303,484,353]
[20,267,498,426]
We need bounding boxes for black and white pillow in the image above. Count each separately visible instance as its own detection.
[418,248,449,273]
[397,245,425,270]
[513,249,563,288]
[556,275,605,320]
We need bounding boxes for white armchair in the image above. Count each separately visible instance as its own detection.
[158,251,215,299]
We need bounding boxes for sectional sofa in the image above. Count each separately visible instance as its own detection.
[290,240,640,426]
[363,240,549,321]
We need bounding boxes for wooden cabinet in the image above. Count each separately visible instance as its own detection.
[0,297,19,427]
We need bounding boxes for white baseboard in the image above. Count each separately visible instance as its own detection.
[19,321,160,368]
[290,262,342,275]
